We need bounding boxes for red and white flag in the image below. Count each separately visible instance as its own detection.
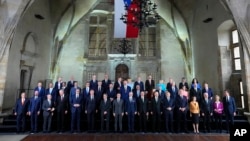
[114,0,139,38]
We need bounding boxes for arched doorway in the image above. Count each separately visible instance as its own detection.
[115,64,129,80]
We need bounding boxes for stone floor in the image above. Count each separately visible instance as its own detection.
[0,134,27,141]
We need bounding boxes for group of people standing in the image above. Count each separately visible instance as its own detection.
[14,74,237,134]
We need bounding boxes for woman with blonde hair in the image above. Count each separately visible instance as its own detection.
[213,94,224,133]
[189,96,200,133]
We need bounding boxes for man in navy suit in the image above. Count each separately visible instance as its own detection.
[102,74,111,93]
[28,90,41,133]
[114,77,123,92]
[151,91,162,133]
[99,93,111,132]
[176,89,188,133]
[42,94,55,133]
[85,90,98,132]
[137,91,149,132]
[70,81,81,101]
[125,92,137,133]
[120,80,131,100]
[34,82,46,100]
[202,82,214,100]
[56,89,69,133]
[82,82,90,106]
[46,82,57,104]
[95,81,104,106]
[133,84,142,100]
[14,92,29,133]
[89,74,98,90]
[106,83,116,102]
[223,89,236,133]
[70,88,83,133]
[54,77,63,97]
[67,76,76,91]
[133,76,144,91]
[169,81,178,101]
[163,91,175,133]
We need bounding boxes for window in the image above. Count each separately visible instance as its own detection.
[239,81,245,108]
[231,29,241,71]
[139,27,156,57]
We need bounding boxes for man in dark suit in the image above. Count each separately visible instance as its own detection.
[42,94,55,133]
[56,89,68,133]
[99,93,111,132]
[179,77,189,90]
[113,93,124,132]
[90,74,98,90]
[176,89,188,133]
[14,92,29,133]
[85,89,98,132]
[169,81,178,101]
[202,82,214,100]
[137,91,148,132]
[34,82,46,100]
[45,82,57,104]
[166,78,174,92]
[114,77,123,92]
[156,85,165,101]
[189,83,202,104]
[102,74,112,93]
[28,90,41,133]
[67,76,76,91]
[95,81,104,106]
[151,91,162,133]
[133,84,142,100]
[133,76,144,91]
[54,77,63,96]
[82,82,90,109]
[107,83,116,102]
[61,81,69,97]
[145,75,155,100]
[70,88,83,133]
[120,80,131,100]
[222,89,236,133]
[69,81,81,101]
[163,91,175,133]
[125,92,137,133]
[201,92,213,133]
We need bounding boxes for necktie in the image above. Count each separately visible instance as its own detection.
[48,100,51,105]
[76,94,79,99]
[98,87,101,92]
[86,88,89,93]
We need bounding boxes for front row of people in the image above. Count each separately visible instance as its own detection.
[14,88,236,134]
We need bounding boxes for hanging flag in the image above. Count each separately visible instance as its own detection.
[114,0,139,38]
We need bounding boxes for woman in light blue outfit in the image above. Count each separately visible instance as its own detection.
[157,79,166,92]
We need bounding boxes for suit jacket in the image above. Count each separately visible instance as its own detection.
[34,87,46,99]
[29,97,41,114]
[42,99,54,116]
[70,87,81,101]
[137,96,148,113]
[114,81,123,91]
[120,85,131,100]
[222,96,236,115]
[85,97,97,113]
[166,82,172,92]
[45,88,57,102]
[113,99,124,114]
[189,87,202,103]
[54,81,63,91]
[157,90,165,101]
[145,79,155,92]
[70,94,83,113]
[89,80,98,90]
[133,89,142,100]
[99,99,111,114]
[169,86,178,100]
[56,95,69,113]
[82,87,90,101]
[133,81,144,91]
[95,87,104,103]
[162,97,175,112]
[102,79,111,92]
[67,80,76,89]
[125,97,137,113]
[15,98,29,115]
[202,88,214,98]
[179,82,189,90]
[107,88,116,99]
[201,98,213,114]
[151,97,162,114]
[175,95,188,110]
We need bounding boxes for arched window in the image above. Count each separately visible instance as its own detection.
[231,29,241,71]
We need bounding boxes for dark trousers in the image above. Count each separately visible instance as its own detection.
[87,112,95,131]
[152,112,161,132]
[30,112,39,132]
[225,112,234,132]
[202,112,211,132]
[177,110,187,133]
[16,114,26,132]
[139,112,147,132]
[57,111,66,132]
[100,113,110,132]
[71,109,81,132]
[214,113,223,132]
[43,114,52,132]
[127,112,135,132]
[164,110,174,132]
[114,114,123,132]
